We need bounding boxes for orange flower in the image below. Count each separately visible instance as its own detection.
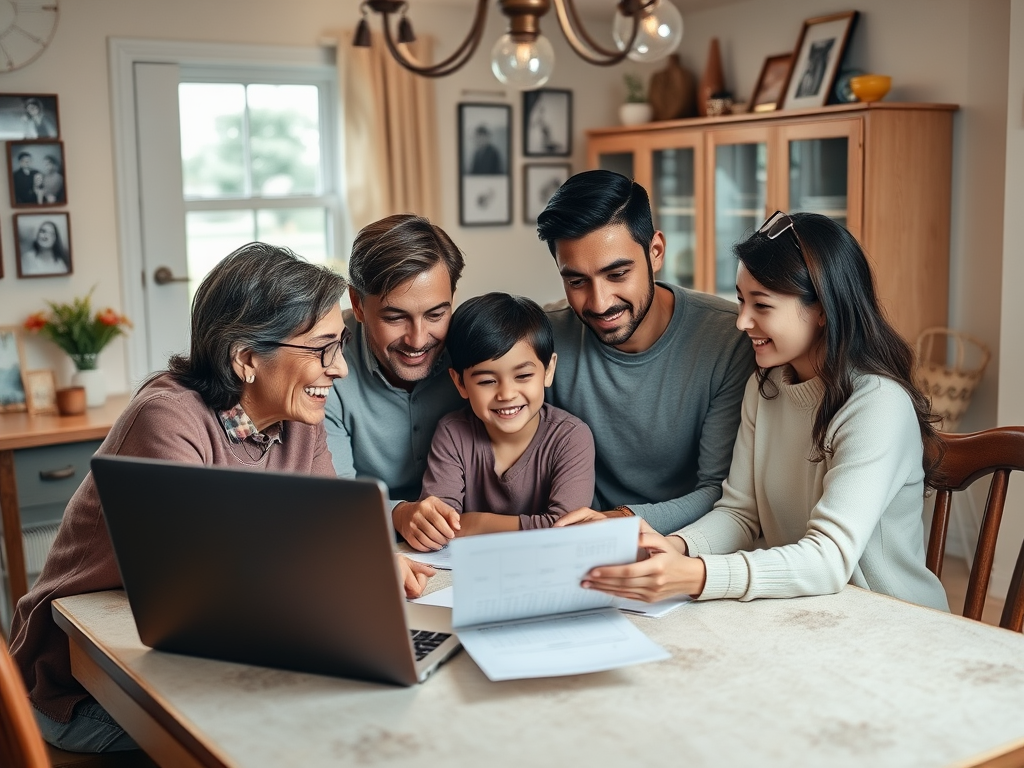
[24,311,48,331]
[97,308,121,326]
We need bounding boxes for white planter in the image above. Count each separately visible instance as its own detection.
[71,368,107,408]
[619,102,653,126]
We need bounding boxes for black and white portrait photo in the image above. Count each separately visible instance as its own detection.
[524,163,570,223]
[15,212,72,278]
[458,103,511,226]
[0,94,59,140]
[8,140,67,207]
[523,89,572,157]
[0,327,28,412]
[781,12,858,110]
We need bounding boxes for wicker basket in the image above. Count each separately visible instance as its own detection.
[915,327,990,432]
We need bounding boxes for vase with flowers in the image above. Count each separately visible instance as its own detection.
[24,290,131,408]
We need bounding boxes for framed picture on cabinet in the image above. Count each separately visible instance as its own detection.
[0,94,59,140]
[779,11,858,111]
[15,211,72,278]
[523,88,572,157]
[523,163,570,224]
[8,139,66,207]
[458,103,511,226]
[749,53,794,113]
[0,326,28,413]
[24,368,58,415]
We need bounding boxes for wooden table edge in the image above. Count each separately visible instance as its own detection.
[52,595,231,768]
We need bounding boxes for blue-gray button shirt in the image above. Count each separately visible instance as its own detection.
[324,311,465,509]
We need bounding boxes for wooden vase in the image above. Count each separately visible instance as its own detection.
[698,37,725,117]
[648,54,696,121]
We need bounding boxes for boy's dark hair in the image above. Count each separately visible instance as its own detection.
[536,169,654,259]
[447,292,553,376]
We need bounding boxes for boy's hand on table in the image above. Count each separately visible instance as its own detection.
[393,497,460,551]
[552,506,631,526]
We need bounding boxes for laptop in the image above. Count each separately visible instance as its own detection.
[90,455,461,686]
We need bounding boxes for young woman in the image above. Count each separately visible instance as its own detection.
[20,220,70,275]
[562,211,949,612]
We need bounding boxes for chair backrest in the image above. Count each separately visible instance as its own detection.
[0,637,51,768]
[927,426,1024,631]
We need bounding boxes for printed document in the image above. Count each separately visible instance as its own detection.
[449,518,670,680]
[404,545,452,570]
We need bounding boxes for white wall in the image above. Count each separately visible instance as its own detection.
[993,0,1024,595]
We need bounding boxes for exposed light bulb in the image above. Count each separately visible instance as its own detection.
[490,33,555,90]
[612,0,684,63]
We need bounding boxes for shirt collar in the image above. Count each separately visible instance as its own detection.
[218,404,285,445]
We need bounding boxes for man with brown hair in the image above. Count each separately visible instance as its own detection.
[325,214,467,551]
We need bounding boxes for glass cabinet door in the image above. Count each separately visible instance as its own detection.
[778,120,862,239]
[652,147,696,288]
[709,134,768,297]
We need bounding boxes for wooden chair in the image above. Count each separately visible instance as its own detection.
[927,426,1024,631]
[1,637,156,768]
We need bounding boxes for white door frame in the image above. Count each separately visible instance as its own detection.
[108,37,334,384]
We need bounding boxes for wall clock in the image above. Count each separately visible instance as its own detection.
[0,1,59,73]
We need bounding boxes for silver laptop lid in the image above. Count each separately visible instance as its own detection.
[92,455,429,686]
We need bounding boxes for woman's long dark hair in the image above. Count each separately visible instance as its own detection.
[735,213,942,483]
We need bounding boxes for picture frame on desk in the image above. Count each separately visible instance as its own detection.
[8,139,67,207]
[0,326,28,413]
[15,211,72,278]
[0,94,59,140]
[24,368,58,415]
[458,103,511,226]
[779,11,858,110]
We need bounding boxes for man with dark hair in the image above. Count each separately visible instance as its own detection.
[537,169,755,534]
[325,214,467,551]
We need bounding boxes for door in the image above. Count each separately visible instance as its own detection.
[132,61,340,374]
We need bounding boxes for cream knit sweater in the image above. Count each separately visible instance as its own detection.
[679,368,949,611]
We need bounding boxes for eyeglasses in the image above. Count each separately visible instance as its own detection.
[758,210,799,243]
[272,326,352,368]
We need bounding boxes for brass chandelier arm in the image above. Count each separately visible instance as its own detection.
[551,0,640,65]
[378,0,490,77]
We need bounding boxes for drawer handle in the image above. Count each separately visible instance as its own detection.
[39,465,76,481]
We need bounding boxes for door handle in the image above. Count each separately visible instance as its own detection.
[153,266,190,285]
[39,465,76,481]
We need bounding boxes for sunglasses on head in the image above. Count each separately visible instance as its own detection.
[758,210,798,242]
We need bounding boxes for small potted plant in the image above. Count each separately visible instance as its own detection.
[24,289,131,408]
[620,73,653,126]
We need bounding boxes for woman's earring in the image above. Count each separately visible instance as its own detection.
[245,373,255,384]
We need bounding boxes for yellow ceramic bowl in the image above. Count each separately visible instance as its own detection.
[849,74,891,103]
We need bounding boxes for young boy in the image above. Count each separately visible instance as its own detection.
[419,292,595,534]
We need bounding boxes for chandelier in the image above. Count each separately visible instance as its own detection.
[352,0,684,90]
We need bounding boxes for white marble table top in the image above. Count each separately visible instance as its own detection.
[53,583,1024,768]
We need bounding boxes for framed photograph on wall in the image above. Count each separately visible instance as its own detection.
[459,103,511,226]
[523,89,572,157]
[748,53,795,113]
[0,326,28,413]
[779,12,858,111]
[15,211,72,278]
[0,94,59,140]
[24,368,58,415]
[523,163,571,224]
[8,139,66,207]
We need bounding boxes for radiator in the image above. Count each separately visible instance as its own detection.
[0,522,61,577]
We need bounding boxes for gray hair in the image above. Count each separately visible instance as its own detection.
[167,242,347,410]
[348,214,464,299]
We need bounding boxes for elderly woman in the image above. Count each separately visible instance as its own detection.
[9,243,435,754]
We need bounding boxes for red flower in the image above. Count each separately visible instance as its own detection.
[24,311,48,331]
[97,308,121,327]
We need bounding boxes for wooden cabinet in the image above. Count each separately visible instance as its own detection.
[587,103,956,344]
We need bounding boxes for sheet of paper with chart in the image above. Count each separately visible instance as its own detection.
[448,518,670,681]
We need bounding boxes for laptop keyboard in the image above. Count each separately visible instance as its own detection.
[410,629,452,661]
